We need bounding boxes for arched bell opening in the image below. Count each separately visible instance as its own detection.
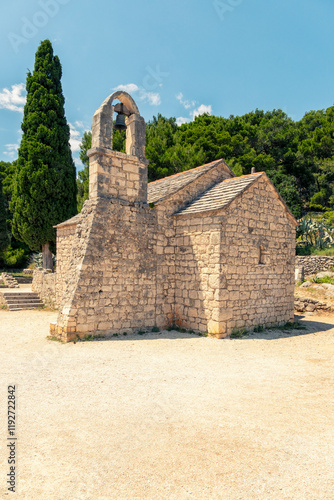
[91,90,146,159]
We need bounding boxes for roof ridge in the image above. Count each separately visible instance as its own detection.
[218,172,264,183]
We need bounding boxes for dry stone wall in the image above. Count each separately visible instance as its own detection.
[295,256,334,275]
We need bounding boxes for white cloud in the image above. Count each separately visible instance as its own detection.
[140,90,161,106]
[192,104,212,119]
[69,122,85,153]
[176,92,195,110]
[3,143,19,160]
[113,83,139,94]
[176,116,190,126]
[73,156,83,167]
[0,83,26,112]
[74,120,84,129]
[113,83,161,106]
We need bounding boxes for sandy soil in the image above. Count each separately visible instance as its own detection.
[1,309,334,499]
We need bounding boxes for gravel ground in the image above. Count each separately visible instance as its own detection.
[1,309,334,499]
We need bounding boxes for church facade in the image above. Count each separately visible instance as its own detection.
[50,91,297,342]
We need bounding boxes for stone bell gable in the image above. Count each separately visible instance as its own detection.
[51,90,297,342]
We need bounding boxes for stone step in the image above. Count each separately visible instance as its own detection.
[3,296,41,301]
[1,291,44,310]
[3,292,40,297]
[8,304,44,311]
[6,299,43,305]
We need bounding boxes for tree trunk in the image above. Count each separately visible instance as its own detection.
[42,242,53,271]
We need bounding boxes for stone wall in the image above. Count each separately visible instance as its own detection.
[174,214,224,334]
[56,222,78,305]
[88,149,148,203]
[295,256,334,275]
[32,270,56,308]
[53,197,158,341]
[154,162,233,329]
[294,296,331,313]
[219,176,296,333]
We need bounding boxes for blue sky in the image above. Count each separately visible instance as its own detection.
[0,0,333,169]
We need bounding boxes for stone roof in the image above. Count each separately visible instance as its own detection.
[147,159,233,204]
[55,213,82,228]
[174,173,263,216]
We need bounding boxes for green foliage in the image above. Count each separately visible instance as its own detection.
[11,40,77,252]
[77,131,91,212]
[0,244,28,268]
[297,215,334,249]
[230,328,247,338]
[312,247,334,256]
[273,321,306,331]
[312,275,334,284]
[0,179,9,253]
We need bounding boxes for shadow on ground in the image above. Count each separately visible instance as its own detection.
[240,314,334,341]
[63,315,334,344]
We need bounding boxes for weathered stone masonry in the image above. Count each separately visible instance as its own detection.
[51,90,297,341]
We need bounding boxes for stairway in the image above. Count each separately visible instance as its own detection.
[2,292,44,311]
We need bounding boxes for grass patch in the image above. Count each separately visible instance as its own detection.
[253,324,264,333]
[273,321,306,331]
[313,276,334,285]
[74,333,105,342]
[151,326,160,332]
[47,335,63,342]
[230,328,247,338]
[312,247,334,256]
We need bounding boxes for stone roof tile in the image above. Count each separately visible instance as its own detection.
[174,173,263,216]
[147,159,233,204]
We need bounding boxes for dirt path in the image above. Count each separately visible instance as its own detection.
[1,310,334,499]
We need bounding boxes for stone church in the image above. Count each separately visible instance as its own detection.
[50,91,297,342]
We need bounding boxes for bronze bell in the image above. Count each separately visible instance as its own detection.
[114,104,127,131]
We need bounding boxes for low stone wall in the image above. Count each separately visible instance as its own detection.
[295,256,334,275]
[294,296,331,313]
[32,269,57,308]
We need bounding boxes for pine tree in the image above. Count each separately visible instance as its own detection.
[11,40,77,269]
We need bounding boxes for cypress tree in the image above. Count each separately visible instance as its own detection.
[11,39,77,269]
[0,179,10,254]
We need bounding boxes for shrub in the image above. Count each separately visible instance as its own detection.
[0,245,28,268]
